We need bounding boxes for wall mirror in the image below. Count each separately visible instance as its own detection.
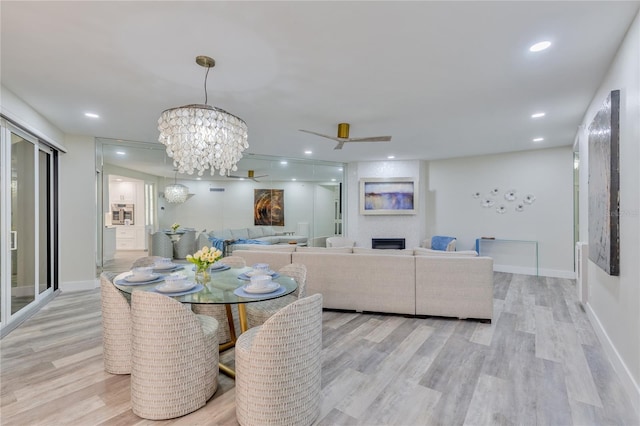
[96,138,345,269]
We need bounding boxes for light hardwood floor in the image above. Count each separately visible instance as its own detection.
[1,273,638,425]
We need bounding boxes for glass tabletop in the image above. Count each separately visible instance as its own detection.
[112,266,297,305]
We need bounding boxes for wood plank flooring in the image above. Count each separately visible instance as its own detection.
[1,272,638,425]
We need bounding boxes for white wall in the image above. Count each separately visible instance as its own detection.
[159,179,331,240]
[577,10,640,411]
[428,147,575,277]
[347,160,426,249]
[0,86,65,149]
[59,135,97,290]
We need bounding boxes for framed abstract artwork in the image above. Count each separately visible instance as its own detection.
[359,177,417,215]
[254,189,284,226]
[588,89,620,276]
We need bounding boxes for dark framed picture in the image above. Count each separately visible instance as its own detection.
[254,189,284,226]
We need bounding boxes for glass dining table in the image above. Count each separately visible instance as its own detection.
[111,265,298,377]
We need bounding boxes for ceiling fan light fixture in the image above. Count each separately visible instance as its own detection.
[158,56,249,177]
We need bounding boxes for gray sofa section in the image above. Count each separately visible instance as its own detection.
[234,247,494,320]
[209,226,307,252]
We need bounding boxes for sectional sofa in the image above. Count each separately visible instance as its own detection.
[234,246,494,321]
[207,226,308,251]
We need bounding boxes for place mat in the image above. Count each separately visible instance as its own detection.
[233,285,287,299]
[115,275,165,286]
[237,272,280,281]
[153,284,204,297]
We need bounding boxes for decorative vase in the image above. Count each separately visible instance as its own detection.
[195,265,210,284]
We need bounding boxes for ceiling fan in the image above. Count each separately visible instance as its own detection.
[299,123,392,150]
[226,170,268,182]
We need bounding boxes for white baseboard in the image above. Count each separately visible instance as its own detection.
[59,278,99,292]
[494,265,575,279]
[586,302,640,418]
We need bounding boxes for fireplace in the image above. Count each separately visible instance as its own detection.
[371,238,406,250]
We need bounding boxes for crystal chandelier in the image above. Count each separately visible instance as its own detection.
[158,56,248,177]
[164,170,189,204]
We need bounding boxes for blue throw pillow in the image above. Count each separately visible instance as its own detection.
[431,236,456,251]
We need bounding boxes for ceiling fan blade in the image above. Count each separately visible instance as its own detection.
[347,136,392,142]
[334,141,345,150]
[299,129,341,142]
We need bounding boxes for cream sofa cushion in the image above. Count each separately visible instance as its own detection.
[242,244,296,252]
[295,246,353,253]
[414,248,478,257]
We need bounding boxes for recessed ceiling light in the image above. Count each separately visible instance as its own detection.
[115,178,123,182]
[304,150,312,155]
[529,41,551,52]
[292,178,297,181]
[531,112,546,118]
[115,151,126,155]
[338,168,343,172]
[84,112,99,118]
[533,137,544,142]
[331,178,336,182]
[280,161,288,165]
[196,177,201,181]
[387,155,395,159]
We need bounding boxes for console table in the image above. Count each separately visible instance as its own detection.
[476,238,539,276]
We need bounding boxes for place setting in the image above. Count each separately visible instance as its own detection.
[234,271,286,298]
[237,263,280,281]
[115,266,165,286]
[154,275,203,297]
[152,257,185,273]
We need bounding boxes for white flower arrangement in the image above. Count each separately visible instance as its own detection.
[186,246,223,272]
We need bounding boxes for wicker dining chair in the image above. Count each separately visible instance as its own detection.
[173,229,197,259]
[245,263,307,329]
[191,255,246,344]
[130,291,219,420]
[100,272,132,375]
[131,255,164,269]
[235,294,323,426]
[151,231,174,259]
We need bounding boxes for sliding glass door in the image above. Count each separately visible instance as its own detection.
[0,121,55,331]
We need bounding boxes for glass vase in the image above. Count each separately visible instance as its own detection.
[195,265,210,284]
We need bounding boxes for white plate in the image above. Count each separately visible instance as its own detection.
[245,269,276,277]
[124,273,160,283]
[154,263,177,270]
[210,263,227,270]
[156,281,197,293]
[243,282,280,294]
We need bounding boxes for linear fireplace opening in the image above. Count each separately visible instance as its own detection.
[371,238,406,250]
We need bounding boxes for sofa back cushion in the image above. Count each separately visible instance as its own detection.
[295,246,353,253]
[292,251,415,315]
[353,247,413,256]
[414,247,478,257]
[230,228,250,240]
[247,227,264,239]
[237,244,296,252]
[261,226,275,236]
[210,229,233,241]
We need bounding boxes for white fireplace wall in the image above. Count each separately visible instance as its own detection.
[346,160,426,249]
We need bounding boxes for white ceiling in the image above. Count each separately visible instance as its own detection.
[2,1,638,168]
